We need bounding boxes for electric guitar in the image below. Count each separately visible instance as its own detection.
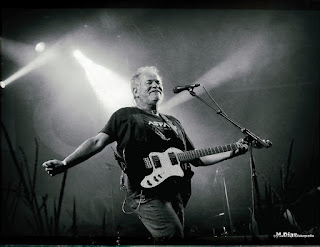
[140,141,244,188]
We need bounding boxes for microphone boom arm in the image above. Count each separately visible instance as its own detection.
[188,87,272,148]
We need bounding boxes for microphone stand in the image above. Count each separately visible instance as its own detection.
[187,86,272,237]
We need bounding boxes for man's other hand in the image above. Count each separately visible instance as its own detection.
[42,159,67,176]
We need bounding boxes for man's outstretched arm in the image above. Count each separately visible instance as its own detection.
[42,132,113,176]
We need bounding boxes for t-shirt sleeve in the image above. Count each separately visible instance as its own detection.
[100,110,119,140]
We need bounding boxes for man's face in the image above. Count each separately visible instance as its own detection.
[135,71,164,106]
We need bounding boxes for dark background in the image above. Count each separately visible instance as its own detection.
[1,1,319,244]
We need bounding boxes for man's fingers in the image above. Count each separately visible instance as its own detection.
[46,168,59,176]
[47,171,54,176]
[43,163,52,168]
[42,160,55,167]
[42,160,61,167]
[233,141,249,157]
[242,144,249,151]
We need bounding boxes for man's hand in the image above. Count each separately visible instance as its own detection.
[231,138,249,158]
[42,159,67,176]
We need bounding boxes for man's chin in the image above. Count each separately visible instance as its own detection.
[150,96,164,104]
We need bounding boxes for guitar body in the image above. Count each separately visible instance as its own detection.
[140,147,184,188]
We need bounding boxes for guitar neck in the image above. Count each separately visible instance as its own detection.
[177,143,239,162]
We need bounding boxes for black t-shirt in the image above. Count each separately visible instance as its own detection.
[100,107,202,196]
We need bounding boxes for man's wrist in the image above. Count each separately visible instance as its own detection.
[228,150,235,159]
[62,160,67,166]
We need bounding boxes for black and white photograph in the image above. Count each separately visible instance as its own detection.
[1,2,319,245]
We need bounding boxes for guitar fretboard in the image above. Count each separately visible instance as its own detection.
[177,143,239,162]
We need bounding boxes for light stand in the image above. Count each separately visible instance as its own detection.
[187,85,272,236]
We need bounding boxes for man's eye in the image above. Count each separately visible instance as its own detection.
[146,80,161,85]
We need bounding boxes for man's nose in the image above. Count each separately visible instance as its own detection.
[151,81,161,88]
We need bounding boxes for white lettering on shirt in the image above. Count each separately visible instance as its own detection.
[148,121,170,129]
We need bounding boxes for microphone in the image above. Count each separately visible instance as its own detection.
[173,84,200,93]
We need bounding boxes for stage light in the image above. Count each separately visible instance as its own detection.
[35,42,46,53]
[72,50,133,113]
[0,81,5,89]
[73,49,82,59]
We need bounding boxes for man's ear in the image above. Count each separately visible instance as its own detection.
[133,87,139,98]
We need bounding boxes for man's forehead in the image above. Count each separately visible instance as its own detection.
[140,71,161,81]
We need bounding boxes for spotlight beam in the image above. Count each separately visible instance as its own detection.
[1,50,56,88]
[161,37,268,111]
[72,50,133,113]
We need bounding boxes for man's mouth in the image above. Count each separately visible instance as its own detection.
[149,90,162,94]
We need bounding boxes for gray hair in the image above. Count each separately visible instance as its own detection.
[131,66,162,94]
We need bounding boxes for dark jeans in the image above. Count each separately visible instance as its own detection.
[127,191,185,244]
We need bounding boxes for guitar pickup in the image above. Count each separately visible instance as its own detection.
[168,152,179,165]
[151,155,162,168]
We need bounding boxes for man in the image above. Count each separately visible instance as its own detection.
[42,66,248,244]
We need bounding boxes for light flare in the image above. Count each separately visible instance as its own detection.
[72,50,133,113]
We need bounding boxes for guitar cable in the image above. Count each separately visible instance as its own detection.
[121,190,143,214]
